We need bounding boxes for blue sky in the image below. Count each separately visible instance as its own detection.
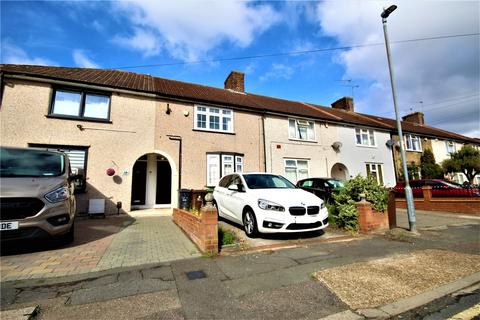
[1,0,479,137]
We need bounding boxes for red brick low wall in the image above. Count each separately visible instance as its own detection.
[172,207,218,253]
[356,200,389,233]
[395,186,480,215]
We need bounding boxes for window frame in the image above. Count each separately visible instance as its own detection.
[355,128,376,147]
[284,158,310,184]
[445,141,456,154]
[405,134,422,152]
[206,152,244,187]
[365,163,384,185]
[48,87,112,123]
[194,104,234,133]
[288,118,316,142]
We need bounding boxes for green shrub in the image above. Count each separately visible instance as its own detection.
[330,175,389,231]
[218,227,236,245]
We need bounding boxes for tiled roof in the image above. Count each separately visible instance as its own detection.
[0,64,477,144]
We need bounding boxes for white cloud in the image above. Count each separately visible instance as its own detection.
[1,41,56,66]
[111,0,280,61]
[72,49,99,68]
[91,20,105,34]
[113,28,161,57]
[260,63,294,81]
[316,1,480,137]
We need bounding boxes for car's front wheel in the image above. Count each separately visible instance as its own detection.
[60,221,75,245]
[243,209,258,238]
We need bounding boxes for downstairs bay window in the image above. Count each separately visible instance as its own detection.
[366,163,384,185]
[284,159,309,183]
[206,153,244,186]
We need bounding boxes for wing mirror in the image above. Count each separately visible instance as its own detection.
[228,184,239,191]
[69,168,84,181]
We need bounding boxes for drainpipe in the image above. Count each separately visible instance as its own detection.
[167,135,182,190]
[261,110,267,172]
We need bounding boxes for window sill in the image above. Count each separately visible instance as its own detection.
[46,115,112,124]
[193,128,235,135]
[288,138,317,143]
[406,149,423,153]
[355,144,378,149]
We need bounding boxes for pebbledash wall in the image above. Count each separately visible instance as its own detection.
[337,125,396,187]
[264,115,340,182]
[0,78,264,213]
[264,116,396,187]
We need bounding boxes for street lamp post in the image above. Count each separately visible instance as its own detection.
[381,5,417,232]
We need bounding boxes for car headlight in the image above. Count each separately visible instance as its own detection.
[45,186,70,203]
[320,202,326,210]
[258,199,285,212]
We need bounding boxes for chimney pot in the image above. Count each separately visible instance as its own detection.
[331,96,354,112]
[224,70,245,92]
[402,112,425,125]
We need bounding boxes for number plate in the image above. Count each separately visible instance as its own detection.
[0,221,19,231]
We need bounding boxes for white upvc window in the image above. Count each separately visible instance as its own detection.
[288,118,315,141]
[195,105,233,133]
[446,141,456,154]
[235,156,243,172]
[366,163,384,185]
[355,128,376,147]
[284,159,309,184]
[405,134,422,151]
[207,154,221,187]
[206,153,244,186]
[222,155,234,176]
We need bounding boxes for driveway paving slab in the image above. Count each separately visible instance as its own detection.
[1,215,200,282]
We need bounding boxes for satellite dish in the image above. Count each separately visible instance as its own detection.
[332,141,343,151]
[386,140,396,147]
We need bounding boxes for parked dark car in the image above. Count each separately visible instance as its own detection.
[296,178,344,201]
[393,179,480,198]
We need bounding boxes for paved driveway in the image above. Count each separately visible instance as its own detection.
[1,214,200,282]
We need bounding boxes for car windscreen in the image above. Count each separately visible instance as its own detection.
[327,179,344,188]
[0,148,65,177]
[243,174,296,189]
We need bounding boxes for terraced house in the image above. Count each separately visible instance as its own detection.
[0,64,477,214]
[363,111,479,183]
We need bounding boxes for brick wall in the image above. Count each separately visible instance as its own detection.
[356,200,389,233]
[395,186,480,215]
[172,206,218,253]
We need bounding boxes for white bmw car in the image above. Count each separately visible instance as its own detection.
[213,172,329,237]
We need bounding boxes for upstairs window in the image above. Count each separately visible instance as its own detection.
[355,128,376,147]
[195,105,233,133]
[50,88,110,121]
[288,119,315,141]
[405,134,422,151]
[446,141,456,154]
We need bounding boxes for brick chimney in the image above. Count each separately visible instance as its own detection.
[402,112,425,125]
[224,71,244,92]
[331,96,354,112]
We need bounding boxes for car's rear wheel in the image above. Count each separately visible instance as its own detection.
[243,209,258,238]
